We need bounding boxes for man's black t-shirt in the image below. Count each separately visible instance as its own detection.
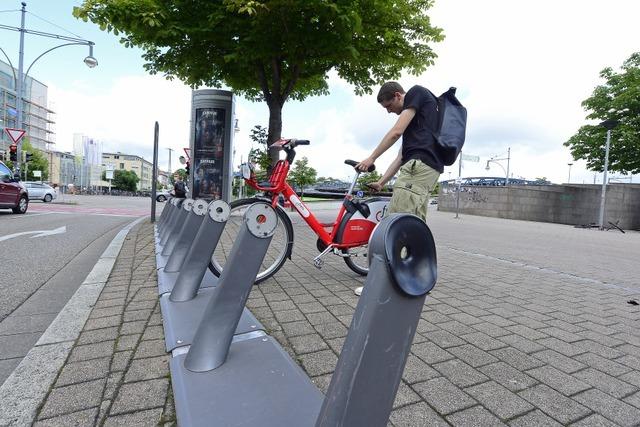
[174,181,186,198]
[401,85,443,173]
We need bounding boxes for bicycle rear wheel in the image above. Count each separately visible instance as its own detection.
[343,244,369,276]
[208,198,294,284]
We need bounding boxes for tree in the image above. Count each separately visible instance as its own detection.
[247,125,270,181]
[168,168,187,186]
[564,52,640,174]
[357,170,383,192]
[288,156,317,197]
[4,139,49,181]
[74,1,443,166]
[108,169,140,191]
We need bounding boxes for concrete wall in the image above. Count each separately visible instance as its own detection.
[438,183,640,230]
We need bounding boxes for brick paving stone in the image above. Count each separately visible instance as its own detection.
[34,408,98,427]
[141,325,164,340]
[623,391,640,410]
[413,377,476,415]
[401,354,440,384]
[124,355,169,382]
[393,381,422,409]
[472,322,511,338]
[573,388,640,426]
[573,368,638,399]
[575,352,632,376]
[619,371,640,388]
[133,339,166,359]
[280,320,316,337]
[103,408,164,427]
[466,380,534,420]
[111,350,133,372]
[428,329,467,348]
[508,410,563,426]
[411,341,454,364]
[313,322,348,340]
[479,362,538,392]
[569,414,619,427]
[306,310,339,325]
[110,378,169,415]
[461,331,508,351]
[298,349,338,376]
[531,349,587,374]
[389,402,449,427]
[433,359,488,388]
[123,309,153,322]
[289,333,330,355]
[76,327,119,345]
[446,405,506,426]
[525,366,591,396]
[537,337,586,357]
[115,333,140,351]
[68,340,115,362]
[498,334,546,354]
[56,357,111,387]
[517,384,591,424]
[448,344,498,368]
[119,320,147,336]
[274,309,307,323]
[38,379,106,419]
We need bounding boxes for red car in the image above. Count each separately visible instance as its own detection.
[0,161,28,214]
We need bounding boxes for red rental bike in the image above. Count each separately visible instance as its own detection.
[208,138,390,284]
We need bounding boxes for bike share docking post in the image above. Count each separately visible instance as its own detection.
[315,214,437,427]
[184,202,277,372]
[164,199,209,272]
[159,198,184,243]
[162,198,195,255]
[169,200,230,302]
[157,197,174,228]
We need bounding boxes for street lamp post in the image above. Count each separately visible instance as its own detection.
[485,147,511,185]
[1,2,97,175]
[567,162,573,183]
[598,119,618,229]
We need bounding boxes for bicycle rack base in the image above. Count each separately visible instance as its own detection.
[170,334,323,427]
[157,268,217,295]
[160,287,263,352]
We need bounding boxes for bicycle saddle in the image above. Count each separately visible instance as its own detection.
[345,159,375,172]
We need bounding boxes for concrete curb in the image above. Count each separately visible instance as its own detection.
[0,216,147,427]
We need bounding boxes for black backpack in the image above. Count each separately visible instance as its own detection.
[429,87,467,166]
[174,181,186,197]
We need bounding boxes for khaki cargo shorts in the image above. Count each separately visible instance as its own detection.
[388,159,440,222]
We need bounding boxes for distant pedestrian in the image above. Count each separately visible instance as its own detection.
[172,174,187,198]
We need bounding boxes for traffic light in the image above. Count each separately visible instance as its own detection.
[25,152,33,162]
[9,144,17,162]
[185,161,190,176]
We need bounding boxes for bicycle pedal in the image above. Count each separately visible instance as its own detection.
[313,258,324,269]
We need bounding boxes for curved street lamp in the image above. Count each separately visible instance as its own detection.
[0,2,98,174]
[485,147,511,185]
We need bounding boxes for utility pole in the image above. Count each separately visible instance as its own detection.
[166,148,174,175]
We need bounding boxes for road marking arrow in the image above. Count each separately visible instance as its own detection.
[0,226,67,242]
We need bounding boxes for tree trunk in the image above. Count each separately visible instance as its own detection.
[267,100,283,168]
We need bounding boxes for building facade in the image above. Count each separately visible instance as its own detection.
[98,152,154,191]
[0,59,55,154]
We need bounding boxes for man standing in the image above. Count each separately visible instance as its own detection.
[172,173,187,198]
[355,81,443,295]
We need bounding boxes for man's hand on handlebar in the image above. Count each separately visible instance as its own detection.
[366,182,384,192]
[356,157,375,172]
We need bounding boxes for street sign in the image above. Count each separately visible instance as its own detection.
[4,128,26,144]
[105,170,114,180]
[33,170,42,178]
[461,154,480,162]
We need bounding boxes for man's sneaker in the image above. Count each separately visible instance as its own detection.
[354,286,363,296]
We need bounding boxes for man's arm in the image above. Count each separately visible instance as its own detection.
[357,107,416,171]
[368,151,402,191]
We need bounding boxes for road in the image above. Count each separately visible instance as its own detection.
[0,195,157,385]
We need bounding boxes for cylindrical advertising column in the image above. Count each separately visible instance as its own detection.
[189,89,236,202]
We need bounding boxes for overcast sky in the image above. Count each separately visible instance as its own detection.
[1,0,638,184]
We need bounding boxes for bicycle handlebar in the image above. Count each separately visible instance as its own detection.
[344,159,375,173]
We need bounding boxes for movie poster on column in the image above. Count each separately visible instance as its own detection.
[193,108,225,199]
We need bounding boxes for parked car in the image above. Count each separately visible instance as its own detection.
[0,161,28,214]
[155,190,171,202]
[24,181,56,202]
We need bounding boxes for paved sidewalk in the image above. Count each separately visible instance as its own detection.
[31,210,640,426]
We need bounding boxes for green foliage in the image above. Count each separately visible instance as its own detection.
[110,169,140,191]
[564,52,640,174]
[247,125,270,181]
[288,156,317,195]
[17,139,49,181]
[357,170,382,192]
[74,0,444,163]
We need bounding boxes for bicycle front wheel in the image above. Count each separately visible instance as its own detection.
[208,198,294,284]
[343,244,369,276]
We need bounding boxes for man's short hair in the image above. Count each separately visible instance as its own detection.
[377,81,405,103]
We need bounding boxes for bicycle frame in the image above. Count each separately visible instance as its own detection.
[243,158,374,251]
